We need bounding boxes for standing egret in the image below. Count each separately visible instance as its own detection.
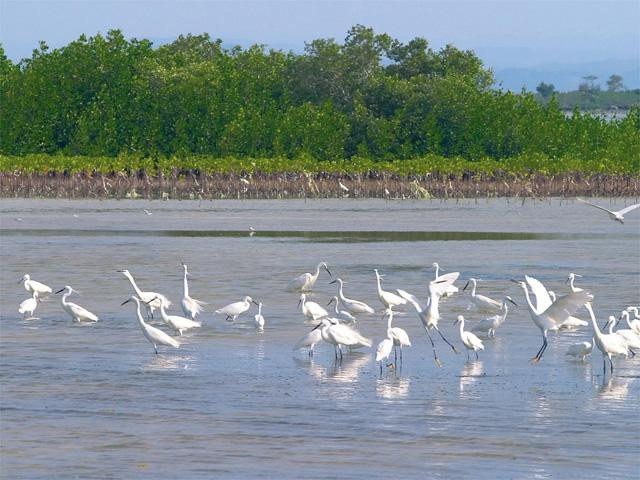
[298,294,329,321]
[375,328,394,373]
[566,341,593,361]
[431,262,459,297]
[385,308,411,363]
[625,307,640,334]
[254,302,265,330]
[566,273,583,292]
[293,327,323,356]
[329,278,375,314]
[55,286,99,322]
[585,303,629,375]
[18,292,40,320]
[511,278,593,363]
[612,313,640,353]
[287,262,331,292]
[327,296,357,323]
[454,315,485,361]
[374,269,407,309]
[118,269,171,319]
[215,296,258,322]
[397,283,458,367]
[548,291,589,328]
[471,296,518,337]
[180,263,206,320]
[121,296,180,354]
[19,274,52,297]
[313,318,372,359]
[576,198,640,224]
[156,299,201,335]
[463,278,501,311]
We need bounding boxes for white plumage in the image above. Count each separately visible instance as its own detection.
[586,304,630,375]
[374,269,407,309]
[122,296,180,354]
[19,274,52,297]
[293,327,323,356]
[215,296,257,321]
[298,294,329,321]
[454,315,484,360]
[180,263,206,320]
[327,296,357,323]
[118,269,171,319]
[431,262,459,297]
[56,286,99,322]
[158,301,201,335]
[254,302,265,330]
[330,278,375,314]
[287,262,331,292]
[464,278,501,311]
[471,296,517,337]
[566,341,593,361]
[18,292,39,319]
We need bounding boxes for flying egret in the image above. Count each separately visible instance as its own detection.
[18,292,40,320]
[313,318,372,359]
[548,291,589,328]
[463,278,502,311]
[612,312,640,353]
[180,263,206,320]
[55,286,99,322]
[397,283,458,367]
[585,303,630,375]
[293,327,323,356]
[374,269,407,309]
[329,278,375,314]
[287,262,331,292]
[431,262,459,297]
[625,306,640,334]
[118,269,171,319]
[327,296,357,323]
[254,302,265,330]
[576,197,640,224]
[215,296,258,322]
[298,294,329,321]
[566,340,593,361]
[454,315,485,361]
[143,209,153,215]
[155,298,202,335]
[375,327,394,373]
[121,296,180,354]
[385,307,411,363]
[19,274,52,297]
[471,296,518,337]
[511,278,593,363]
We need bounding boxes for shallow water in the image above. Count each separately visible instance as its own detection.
[1,198,639,479]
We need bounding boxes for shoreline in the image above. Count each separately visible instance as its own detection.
[1,172,638,199]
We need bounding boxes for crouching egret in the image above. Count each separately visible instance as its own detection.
[121,296,180,354]
[566,341,593,361]
[585,303,630,375]
[298,294,328,321]
[55,286,99,322]
[374,269,406,309]
[327,296,357,323]
[118,269,171,319]
[254,302,265,330]
[313,318,372,359]
[454,315,484,361]
[287,262,331,292]
[293,327,323,356]
[18,292,40,319]
[19,274,52,297]
[576,197,640,224]
[154,298,202,335]
[431,262,459,297]
[329,278,375,314]
[471,296,517,337]
[215,296,258,322]
[464,278,501,311]
[181,263,206,320]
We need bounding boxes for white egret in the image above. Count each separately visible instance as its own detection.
[454,315,485,361]
[19,274,52,297]
[298,293,329,321]
[55,286,99,322]
[180,263,206,320]
[625,307,640,334]
[156,299,201,335]
[121,296,180,354]
[511,278,593,363]
[329,278,375,314]
[576,197,640,224]
[287,262,331,292]
[463,278,501,311]
[313,318,372,359]
[566,340,593,361]
[339,181,349,193]
[143,209,153,215]
[585,303,630,375]
[327,296,357,323]
[566,273,583,292]
[293,327,323,356]
[375,329,394,373]
[612,313,640,353]
[374,269,407,309]
[18,292,40,320]
[118,269,171,319]
[431,262,459,297]
[548,291,589,328]
[471,296,518,337]
[397,283,458,367]
[254,302,265,330]
[215,296,258,322]
[384,308,411,363]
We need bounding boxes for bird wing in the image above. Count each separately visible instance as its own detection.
[148,324,180,347]
[69,303,98,321]
[525,275,552,312]
[617,203,640,215]
[464,331,484,350]
[543,291,593,324]
[434,272,459,284]
[396,289,424,311]
[576,197,613,215]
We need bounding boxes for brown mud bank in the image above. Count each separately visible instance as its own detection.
[1,171,638,199]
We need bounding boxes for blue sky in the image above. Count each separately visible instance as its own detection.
[1,0,638,90]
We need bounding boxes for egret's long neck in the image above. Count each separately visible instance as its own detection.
[332,301,339,314]
[586,306,603,340]
[501,299,509,316]
[470,279,477,297]
[569,277,576,292]
[622,312,631,328]
[312,264,321,282]
[375,274,384,296]
[159,303,169,321]
[125,274,143,297]
[61,292,70,306]
[458,319,465,335]
[428,291,440,319]
[338,281,346,302]
[386,312,393,329]
[134,300,146,326]
[258,303,262,316]
[521,286,537,315]
[183,269,189,297]
[433,264,440,278]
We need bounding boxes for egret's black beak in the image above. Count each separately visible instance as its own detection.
[55,288,65,294]
[325,266,332,276]
[327,298,335,306]
[508,298,518,307]
[329,279,337,285]
[312,322,322,331]
[453,318,460,326]
[252,300,259,306]
[509,279,520,284]
[17,278,23,284]
[463,281,470,291]
[116,270,125,273]
[121,299,131,306]
[145,296,159,305]
[564,277,570,284]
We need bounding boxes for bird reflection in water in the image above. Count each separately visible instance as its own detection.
[143,355,192,371]
[376,375,410,400]
[458,360,484,398]
[597,376,630,401]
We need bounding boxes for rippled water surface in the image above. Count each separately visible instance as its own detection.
[1,198,639,479]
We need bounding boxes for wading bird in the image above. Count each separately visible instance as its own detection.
[612,312,640,354]
[464,278,501,311]
[625,306,640,334]
[180,263,206,320]
[548,291,588,328]
[471,296,518,337]
[293,327,323,356]
[156,298,202,335]
[19,274,52,297]
[585,303,629,375]
[298,293,329,321]
[576,198,640,224]
[374,269,407,309]
[118,269,171,319]
[215,296,258,322]
[287,262,331,292]
[313,318,372,359]
[384,308,411,363]
[431,262,459,297]
[327,296,357,323]
[454,315,484,361]
[55,286,99,322]
[329,278,375,314]
[376,327,394,373]
[18,292,39,320]
[566,340,593,361]
[122,296,180,354]
[254,302,265,330]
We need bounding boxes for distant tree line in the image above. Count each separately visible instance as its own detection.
[1,27,637,164]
